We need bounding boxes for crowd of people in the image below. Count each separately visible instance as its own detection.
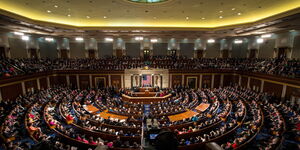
[1,56,299,78]
[0,85,299,150]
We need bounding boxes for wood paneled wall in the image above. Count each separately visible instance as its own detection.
[1,83,22,100]
[0,72,299,102]
[25,79,37,92]
[171,75,182,87]
[111,75,121,88]
[263,81,283,98]
[39,77,48,90]
[214,75,221,88]
[79,75,90,89]
[250,78,261,92]
[241,76,248,88]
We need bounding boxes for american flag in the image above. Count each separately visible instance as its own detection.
[142,75,151,86]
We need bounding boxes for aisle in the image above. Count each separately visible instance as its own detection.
[143,104,151,117]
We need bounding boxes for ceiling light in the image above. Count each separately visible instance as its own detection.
[232,8,236,10]
[129,0,168,3]
[21,35,29,41]
[45,37,54,42]
[234,39,243,44]
[219,11,223,13]
[75,37,84,41]
[105,37,114,42]
[135,37,143,41]
[207,39,215,43]
[186,16,189,20]
[150,39,158,43]
[47,10,51,13]
[86,16,90,19]
[54,5,58,8]
[103,16,107,19]
[261,34,272,38]
[201,17,205,20]
[13,32,24,36]
[67,14,71,17]
[219,16,223,19]
[257,38,264,43]
[254,31,266,34]
[153,17,157,19]
[237,13,242,15]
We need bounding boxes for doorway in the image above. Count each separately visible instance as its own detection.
[0,47,6,58]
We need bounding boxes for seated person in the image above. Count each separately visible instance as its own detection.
[28,123,41,134]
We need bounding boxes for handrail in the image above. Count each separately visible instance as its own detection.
[177,100,244,150]
[60,102,141,143]
[24,103,39,142]
[161,98,220,130]
[44,102,141,150]
[175,101,232,139]
[236,102,264,149]
[275,109,287,150]
[43,102,97,149]
[72,102,142,131]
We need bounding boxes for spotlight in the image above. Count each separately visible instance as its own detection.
[150,39,158,43]
[75,37,84,41]
[257,38,264,43]
[21,36,29,41]
[135,37,144,41]
[207,39,215,43]
[261,34,272,38]
[14,32,24,36]
[234,40,243,44]
[105,38,114,42]
[45,37,54,42]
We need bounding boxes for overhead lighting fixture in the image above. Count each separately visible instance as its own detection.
[75,37,84,41]
[47,10,52,13]
[67,14,71,17]
[105,37,114,42]
[261,34,272,38]
[103,16,107,19]
[234,39,243,44]
[45,37,54,42]
[21,35,29,41]
[135,37,143,41]
[128,0,168,4]
[207,39,215,43]
[150,39,158,43]
[186,16,189,20]
[257,38,264,43]
[237,13,242,15]
[86,16,90,19]
[232,8,236,10]
[54,5,58,8]
[219,11,223,13]
[201,17,205,20]
[254,31,266,34]
[219,16,223,19]
[13,32,24,36]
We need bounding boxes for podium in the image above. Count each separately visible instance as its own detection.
[145,90,150,96]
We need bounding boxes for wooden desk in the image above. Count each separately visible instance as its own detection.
[122,94,172,104]
[195,103,210,112]
[83,105,99,114]
[98,109,128,120]
[168,110,199,122]
[131,92,157,97]
[139,87,154,92]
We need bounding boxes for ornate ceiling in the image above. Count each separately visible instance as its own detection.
[0,0,299,30]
